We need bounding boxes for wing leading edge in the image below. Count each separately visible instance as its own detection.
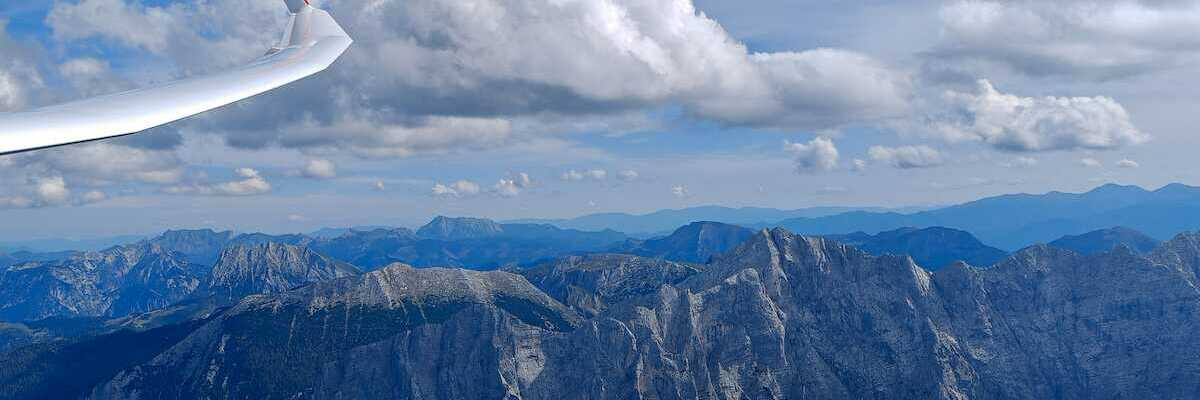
[0,1,352,156]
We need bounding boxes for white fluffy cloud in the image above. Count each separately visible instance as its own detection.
[42,0,912,159]
[1117,159,1140,168]
[432,180,482,198]
[936,0,1200,78]
[784,137,839,173]
[301,159,338,180]
[869,145,945,169]
[0,176,79,209]
[493,172,533,198]
[0,22,45,112]
[493,179,522,198]
[932,80,1148,152]
[35,176,71,206]
[164,168,271,196]
[1080,158,1103,168]
[26,143,184,185]
[617,170,640,182]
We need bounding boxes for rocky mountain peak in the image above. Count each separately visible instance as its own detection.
[205,242,359,301]
[520,254,702,317]
[613,221,754,263]
[1049,226,1160,255]
[416,216,505,240]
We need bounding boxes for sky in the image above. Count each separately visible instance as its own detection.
[0,0,1195,240]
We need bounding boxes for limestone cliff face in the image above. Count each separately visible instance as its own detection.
[56,231,1200,399]
[204,242,360,301]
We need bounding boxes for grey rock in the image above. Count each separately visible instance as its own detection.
[22,229,1200,399]
[613,221,755,263]
[520,254,702,317]
[204,242,360,301]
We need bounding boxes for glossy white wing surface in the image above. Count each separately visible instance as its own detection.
[0,2,351,156]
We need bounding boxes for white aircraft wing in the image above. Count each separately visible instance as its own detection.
[0,0,351,156]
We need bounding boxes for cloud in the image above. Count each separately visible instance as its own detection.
[1116,159,1140,168]
[493,179,522,198]
[374,181,386,191]
[35,176,71,206]
[868,145,945,169]
[931,80,1148,152]
[672,185,690,198]
[43,0,912,159]
[784,136,839,173]
[934,0,1200,79]
[431,180,482,198]
[300,159,337,180]
[1080,158,1103,168]
[512,173,533,189]
[0,21,46,112]
[617,170,639,182]
[0,176,76,209]
[81,190,109,204]
[492,173,532,198]
[562,169,608,182]
[1000,156,1039,168]
[47,0,281,74]
[163,168,272,196]
[58,57,126,96]
[4,142,184,187]
[852,159,867,172]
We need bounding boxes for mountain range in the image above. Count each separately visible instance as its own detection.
[8,227,1200,398]
[509,205,907,237]
[1047,226,1161,255]
[775,183,1200,250]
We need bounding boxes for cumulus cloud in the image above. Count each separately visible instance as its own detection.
[868,145,945,169]
[0,176,78,209]
[0,21,46,112]
[784,137,839,173]
[1080,158,1103,168]
[164,168,271,196]
[42,0,912,159]
[493,179,522,198]
[1117,159,1140,168]
[47,0,281,75]
[492,172,533,198]
[4,143,185,187]
[932,80,1148,152]
[512,173,533,189]
[935,0,1200,79]
[300,159,337,180]
[35,176,71,206]
[431,180,482,198]
[617,170,639,182]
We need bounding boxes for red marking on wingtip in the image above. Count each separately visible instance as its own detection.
[304,0,310,4]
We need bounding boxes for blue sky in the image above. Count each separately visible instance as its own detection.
[0,0,1193,240]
